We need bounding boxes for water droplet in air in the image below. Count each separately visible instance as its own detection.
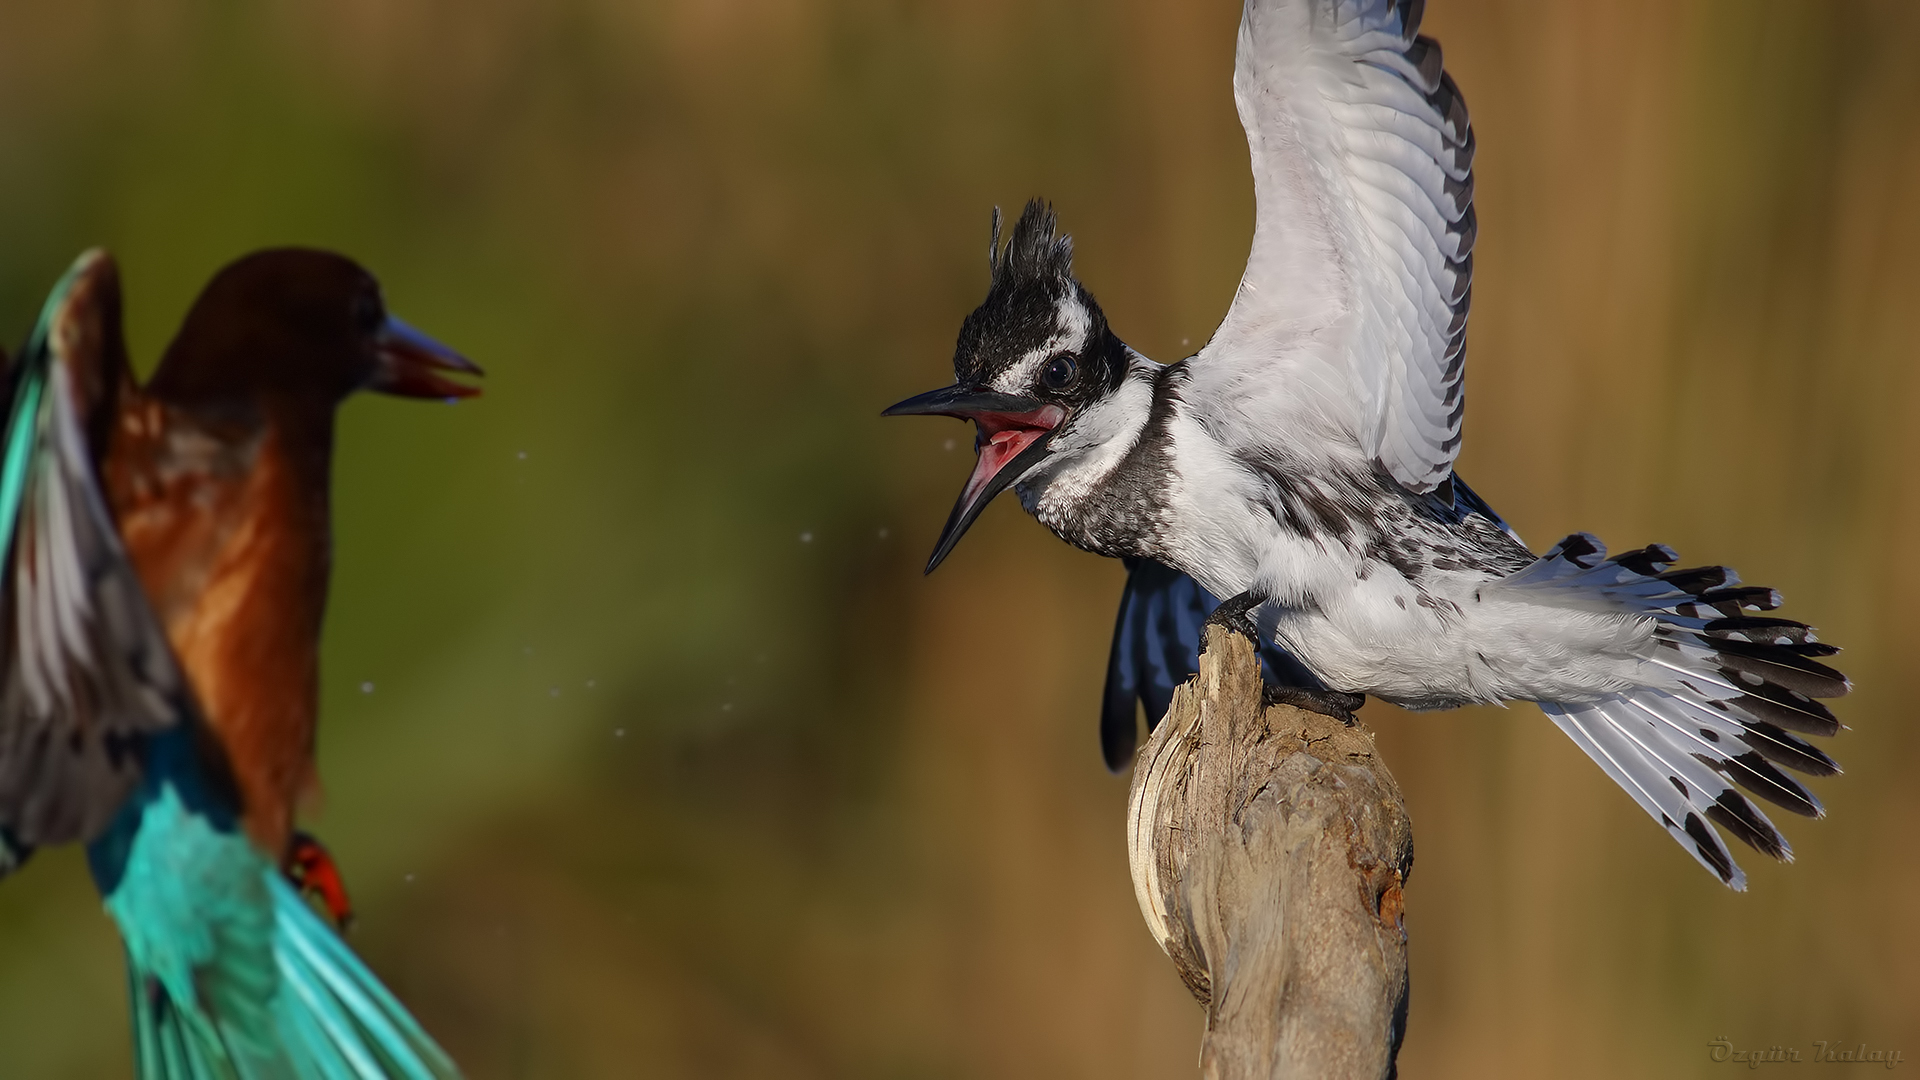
[799,531,813,543]
[878,527,890,539]
[615,727,626,738]
[360,681,374,694]
[517,450,528,460]
[720,702,733,712]
[586,679,597,689]
[549,687,561,698]
[943,438,956,451]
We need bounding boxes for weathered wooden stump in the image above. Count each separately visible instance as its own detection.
[1127,625,1413,1080]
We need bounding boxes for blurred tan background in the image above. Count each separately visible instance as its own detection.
[0,0,1913,1076]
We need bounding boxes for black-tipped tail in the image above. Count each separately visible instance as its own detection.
[1520,535,1845,889]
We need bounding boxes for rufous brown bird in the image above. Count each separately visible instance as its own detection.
[0,247,480,1076]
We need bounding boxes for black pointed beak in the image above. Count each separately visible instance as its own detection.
[885,384,1064,574]
[883,385,1046,420]
[370,316,483,400]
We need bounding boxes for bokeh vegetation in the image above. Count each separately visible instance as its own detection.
[0,1,1913,1076]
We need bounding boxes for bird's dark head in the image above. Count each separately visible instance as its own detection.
[150,248,480,414]
[886,200,1131,573]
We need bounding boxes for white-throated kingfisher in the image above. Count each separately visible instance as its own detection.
[0,248,480,1076]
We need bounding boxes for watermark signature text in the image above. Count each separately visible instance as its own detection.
[1710,1038,1905,1070]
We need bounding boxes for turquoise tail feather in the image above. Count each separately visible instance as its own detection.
[267,874,457,1080]
[95,733,459,1079]
[126,966,237,1080]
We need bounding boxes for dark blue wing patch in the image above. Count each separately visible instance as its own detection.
[1100,558,1320,771]
[1435,473,1523,545]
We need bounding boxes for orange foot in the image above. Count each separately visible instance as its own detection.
[287,830,356,930]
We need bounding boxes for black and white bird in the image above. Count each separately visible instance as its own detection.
[887,0,1844,889]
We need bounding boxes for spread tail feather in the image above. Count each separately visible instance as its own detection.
[1521,534,1846,889]
[126,976,228,1080]
[105,769,458,1079]
[266,874,456,1080]
[126,873,459,1079]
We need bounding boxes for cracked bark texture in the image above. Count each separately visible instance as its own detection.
[1127,625,1413,1080]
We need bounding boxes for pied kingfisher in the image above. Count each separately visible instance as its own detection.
[887,0,1845,889]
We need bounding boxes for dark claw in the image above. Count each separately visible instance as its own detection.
[1263,685,1367,725]
[1199,588,1362,722]
[1202,589,1265,647]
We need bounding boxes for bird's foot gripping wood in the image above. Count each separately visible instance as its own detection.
[1200,589,1265,645]
[1203,590,1368,725]
[1263,685,1366,726]
[286,831,355,930]
[1128,625,1412,1080]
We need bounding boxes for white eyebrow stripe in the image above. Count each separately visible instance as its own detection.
[991,296,1092,393]
[1055,293,1091,343]
[995,340,1069,392]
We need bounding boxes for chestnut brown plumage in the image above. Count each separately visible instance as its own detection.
[105,248,480,856]
[0,248,477,1076]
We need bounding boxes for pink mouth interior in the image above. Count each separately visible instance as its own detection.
[960,405,1065,507]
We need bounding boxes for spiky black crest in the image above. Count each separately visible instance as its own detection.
[953,199,1128,402]
[989,200,1075,292]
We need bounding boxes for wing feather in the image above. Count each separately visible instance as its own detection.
[0,251,193,851]
[1189,0,1477,493]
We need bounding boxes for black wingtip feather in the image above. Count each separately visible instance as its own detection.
[1712,647,1849,699]
[1405,35,1442,90]
[1550,533,1604,568]
[1740,720,1841,778]
[1398,0,1427,41]
[1724,751,1823,817]
[1731,689,1840,738]
[1612,544,1680,576]
[1659,565,1734,595]
[1706,792,1789,861]
[1698,586,1782,613]
[1683,812,1737,883]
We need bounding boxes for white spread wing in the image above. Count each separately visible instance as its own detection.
[1188,0,1475,494]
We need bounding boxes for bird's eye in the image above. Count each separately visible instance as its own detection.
[1041,355,1077,390]
[352,291,385,335]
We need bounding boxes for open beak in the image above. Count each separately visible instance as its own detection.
[370,316,483,400]
[884,384,1065,573]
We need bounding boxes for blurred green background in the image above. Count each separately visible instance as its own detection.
[0,0,1914,1076]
